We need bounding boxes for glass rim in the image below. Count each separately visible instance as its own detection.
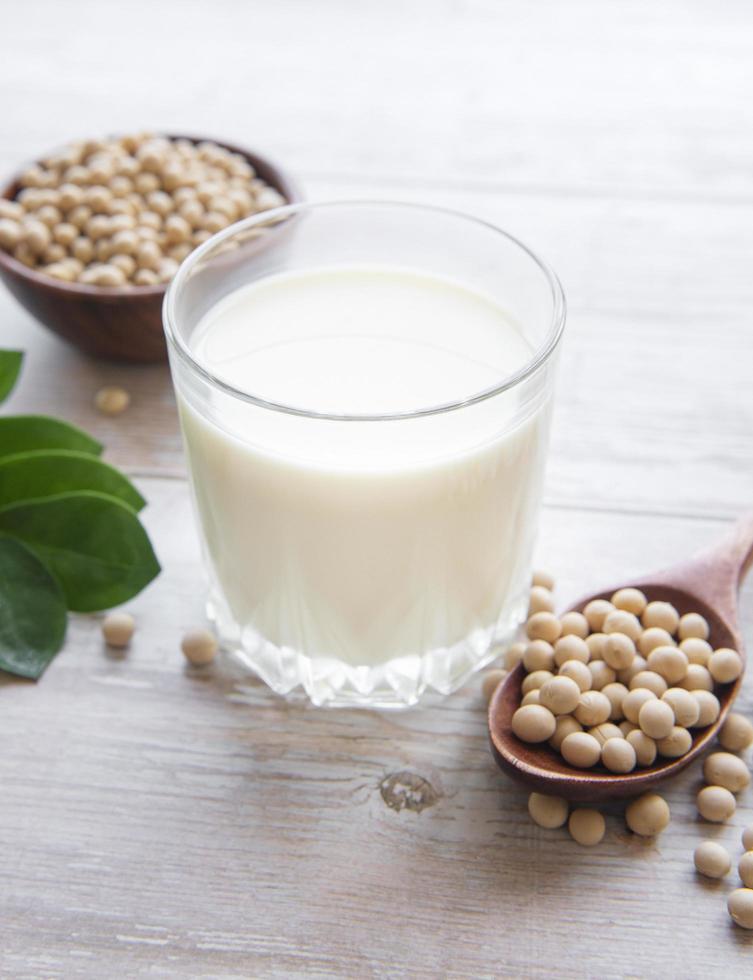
[163,199,566,422]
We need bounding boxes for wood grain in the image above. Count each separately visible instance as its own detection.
[2,0,753,976]
[3,1,753,201]
[2,484,752,979]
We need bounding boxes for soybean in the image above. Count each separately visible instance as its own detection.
[511,704,556,743]
[625,792,670,836]
[728,889,753,930]
[696,785,736,823]
[702,752,751,793]
[181,628,218,666]
[101,611,135,648]
[719,713,753,752]
[568,808,605,846]
[694,841,731,879]
[528,792,569,829]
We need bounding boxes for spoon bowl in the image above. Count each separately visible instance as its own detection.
[489,517,753,803]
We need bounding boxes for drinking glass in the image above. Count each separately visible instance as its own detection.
[164,201,565,707]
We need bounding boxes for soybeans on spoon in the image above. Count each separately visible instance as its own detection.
[489,515,753,804]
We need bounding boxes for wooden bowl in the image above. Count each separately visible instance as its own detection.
[0,136,302,363]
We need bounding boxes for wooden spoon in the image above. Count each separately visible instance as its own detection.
[489,516,753,803]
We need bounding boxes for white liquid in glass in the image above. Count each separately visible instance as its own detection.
[179,266,549,676]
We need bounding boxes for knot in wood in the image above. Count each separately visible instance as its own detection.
[379,770,440,813]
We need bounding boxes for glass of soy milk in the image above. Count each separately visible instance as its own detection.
[163,202,565,707]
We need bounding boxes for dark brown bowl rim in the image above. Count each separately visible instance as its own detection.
[0,133,303,301]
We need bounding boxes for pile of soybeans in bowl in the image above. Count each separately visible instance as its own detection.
[508,581,742,773]
[0,133,287,288]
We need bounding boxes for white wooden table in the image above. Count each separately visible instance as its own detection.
[3,2,753,977]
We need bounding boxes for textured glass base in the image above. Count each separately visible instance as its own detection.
[208,588,528,708]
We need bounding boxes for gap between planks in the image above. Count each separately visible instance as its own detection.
[298,168,753,209]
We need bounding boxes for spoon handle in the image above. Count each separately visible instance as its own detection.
[652,513,753,637]
[725,513,753,586]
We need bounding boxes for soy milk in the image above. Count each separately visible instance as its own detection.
[178,266,550,673]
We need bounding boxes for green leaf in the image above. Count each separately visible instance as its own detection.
[0,535,67,679]
[0,491,160,612]
[0,415,102,460]
[0,351,23,404]
[0,450,145,512]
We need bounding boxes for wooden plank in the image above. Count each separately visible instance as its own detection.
[3,0,753,201]
[2,0,753,974]
[4,180,753,517]
[0,477,752,978]
[2,0,753,518]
